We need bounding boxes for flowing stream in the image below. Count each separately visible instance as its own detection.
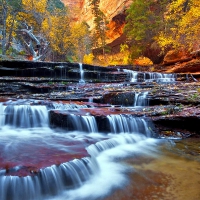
[79,63,85,84]
[123,69,177,83]
[0,97,199,200]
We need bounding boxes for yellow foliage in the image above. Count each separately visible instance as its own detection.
[133,57,153,65]
[22,0,47,13]
[83,54,94,65]
[42,12,71,55]
[120,44,131,65]
[157,0,200,51]
[69,22,91,62]
[6,15,18,37]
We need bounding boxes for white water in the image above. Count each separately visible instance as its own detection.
[123,69,138,82]
[123,69,176,83]
[79,63,85,84]
[4,105,49,128]
[107,115,152,137]
[145,72,176,83]
[51,102,88,110]
[134,91,149,106]
[0,100,159,200]
[69,114,98,132]
[0,103,5,128]
[56,65,67,79]
[50,134,159,200]
[0,126,159,200]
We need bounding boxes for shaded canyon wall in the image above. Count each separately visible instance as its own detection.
[61,0,132,51]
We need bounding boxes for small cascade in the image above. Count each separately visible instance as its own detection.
[79,63,85,84]
[145,72,176,83]
[107,115,153,136]
[89,97,93,103]
[86,134,152,157]
[0,157,98,200]
[0,131,158,200]
[0,103,5,128]
[134,91,149,106]
[123,69,138,82]
[56,65,67,79]
[123,69,176,83]
[50,102,88,110]
[4,105,49,128]
[69,114,98,132]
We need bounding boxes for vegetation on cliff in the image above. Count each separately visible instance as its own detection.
[0,0,91,62]
[0,0,200,65]
[124,0,200,64]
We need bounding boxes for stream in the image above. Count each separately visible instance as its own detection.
[0,61,199,200]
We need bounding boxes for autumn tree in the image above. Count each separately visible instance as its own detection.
[0,0,48,59]
[124,0,168,62]
[41,6,71,61]
[0,0,22,55]
[156,0,200,52]
[89,0,108,57]
[69,22,91,62]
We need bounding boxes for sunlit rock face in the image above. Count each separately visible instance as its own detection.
[61,0,132,44]
[61,0,84,9]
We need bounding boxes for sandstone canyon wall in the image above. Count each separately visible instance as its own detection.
[61,0,132,51]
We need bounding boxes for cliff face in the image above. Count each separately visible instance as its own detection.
[61,0,84,9]
[61,0,132,49]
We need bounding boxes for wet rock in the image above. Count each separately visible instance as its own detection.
[163,50,192,65]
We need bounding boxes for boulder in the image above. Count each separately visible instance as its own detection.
[163,50,192,65]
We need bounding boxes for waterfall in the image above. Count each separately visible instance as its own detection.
[0,100,159,200]
[159,73,176,82]
[87,134,150,157]
[89,97,93,103]
[56,65,67,79]
[69,114,98,132]
[63,134,158,200]
[0,103,5,128]
[123,69,176,83]
[0,132,158,200]
[50,103,88,110]
[107,115,153,136]
[79,63,85,84]
[4,105,49,128]
[134,91,149,106]
[0,157,98,200]
[145,72,176,83]
[123,69,138,82]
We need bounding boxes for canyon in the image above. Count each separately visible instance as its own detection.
[0,60,199,199]
[61,0,132,47]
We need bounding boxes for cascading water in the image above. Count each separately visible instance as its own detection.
[134,91,149,106]
[145,72,176,83]
[56,65,67,80]
[68,114,98,133]
[123,69,176,83]
[106,114,153,137]
[79,63,85,84]
[53,134,159,200]
[50,102,88,110]
[123,69,138,82]
[0,100,160,200]
[4,105,49,128]
[0,157,98,200]
[0,103,5,128]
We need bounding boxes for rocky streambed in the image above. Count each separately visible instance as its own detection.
[0,60,200,200]
[0,60,200,138]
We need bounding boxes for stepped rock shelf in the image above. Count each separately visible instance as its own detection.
[0,60,199,200]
